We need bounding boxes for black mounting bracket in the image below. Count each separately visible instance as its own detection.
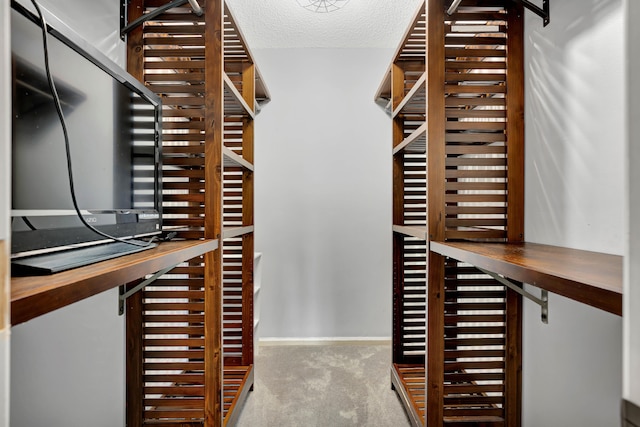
[516,0,550,26]
[447,0,550,27]
[120,0,127,41]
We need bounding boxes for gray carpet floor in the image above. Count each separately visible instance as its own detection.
[235,343,412,427]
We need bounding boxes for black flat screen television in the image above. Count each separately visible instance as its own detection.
[10,2,163,273]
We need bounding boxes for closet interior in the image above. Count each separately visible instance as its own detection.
[4,1,626,426]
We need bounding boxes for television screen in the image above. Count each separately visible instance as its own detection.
[10,3,162,265]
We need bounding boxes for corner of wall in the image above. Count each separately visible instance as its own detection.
[625,0,640,409]
[1,0,11,425]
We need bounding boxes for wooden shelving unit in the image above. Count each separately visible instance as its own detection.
[376,1,525,425]
[125,1,270,425]
[378,1,624,426]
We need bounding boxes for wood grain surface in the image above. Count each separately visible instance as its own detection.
[430,241,623,316]
[11,240,217,325]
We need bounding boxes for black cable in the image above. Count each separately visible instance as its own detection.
[30,0,155,248]
[21,216,37,231]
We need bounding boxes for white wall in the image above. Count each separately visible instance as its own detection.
[625,0,640,408]
[523,0,624,425]
[11,289,125,427]
[253,48,393,339]
[1,0,10,238]
[8,1,127,425]
[1,0,11,424]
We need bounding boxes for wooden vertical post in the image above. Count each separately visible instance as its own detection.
[242,62,255,110]
[391,63,406,364]
[125,281,144,427]
[505,3,525,425]
[204,0,224,424]
[425,0,446,425]
[507,1,526,244]
[125,2,145,425]
[505,286,523,426]
[391,63,405,113]
[392,156,405,364]
[125,0,144,80]
[242,62,255,366]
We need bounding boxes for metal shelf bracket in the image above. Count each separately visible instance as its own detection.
[447,0,550,27]
[118,264,177,315]
[478,267,549,324]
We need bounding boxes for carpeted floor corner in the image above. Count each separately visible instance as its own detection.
[235,343,412,427]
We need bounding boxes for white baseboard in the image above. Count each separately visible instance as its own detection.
[258,337,391,346]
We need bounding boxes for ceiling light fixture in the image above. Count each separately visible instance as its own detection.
[296,0,350,13]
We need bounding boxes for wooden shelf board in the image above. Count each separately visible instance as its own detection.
[392,364,425,427]
[393,225,428,240]
[430,241,623,316]
[224,73,255,118]
[223,365,253,426]
[393,72,426,118]
[222,226,254,240]
[393,122,427,155]
[223,146,254,171]
[11,239,218,326]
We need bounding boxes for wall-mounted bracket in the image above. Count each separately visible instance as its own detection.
[118,264,177,315]
[478,267,549,324]
[120,0,127,41]
[447,0,550,27]
[120,0,203,40]
[516,0,550,26]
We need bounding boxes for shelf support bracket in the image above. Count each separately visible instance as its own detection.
[515,0,550,26]
[446,0,550,27]
[118,264,177,315]
[477,267,549,324]
[120,0,203,40]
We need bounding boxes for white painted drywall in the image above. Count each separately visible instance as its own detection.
[10,289,125,427]
[253,47,393,339]
[625,0,640,407]
[1,0,10,244]
[523,0,624,425]
[8,1,126,426]
[0,328,8,427]
[0,0,11,424]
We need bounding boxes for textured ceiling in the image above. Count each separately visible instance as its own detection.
[225,0,424,49]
